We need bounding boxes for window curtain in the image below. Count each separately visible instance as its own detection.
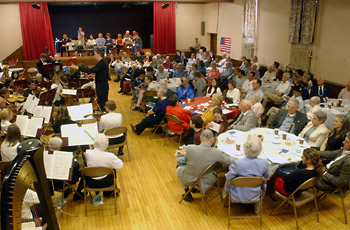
[289,0,317,45]
[243,0,256,39]
[19,2,55,60]
[153,2,176,54]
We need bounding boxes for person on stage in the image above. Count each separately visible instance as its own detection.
[71,49,109,111]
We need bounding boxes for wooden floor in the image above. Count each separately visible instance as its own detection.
[58,78,350,230]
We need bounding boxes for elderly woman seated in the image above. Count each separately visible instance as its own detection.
[201,93,223,127]
[306,96,322,120]
[74,134,123,200]
[299,110,329,149]
[225,135,269,214]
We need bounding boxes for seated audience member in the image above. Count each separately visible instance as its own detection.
[131,87,169,135]
[262,65,276,81]
[269,98,308,136]
[225,135,268,213]
[241,71,255,96]
[310,77,330,99]
[115,33,124,54]
[283,84,305,112]
[204,55,212,68]
[196,49,206,61]
[166,94,191,134]
[134,52,143,63]
[201,93,223,127]
[251,56,260,70]
[197,60,206,72]
[118,64,139,93]
[23,80,39,98]
[338,80,350,100]
[275,148,323,196]
[1,124,22,161]
[301,73,313,91]
[226,80,241,103]
[229,99,257,131]
[174,50,181,63]
[86,34,96,50]
[112,58,125,82]
[173,63,187,78]
[219,62,234,90]
[217,53,227,67]
[207,62,220,86]
[241,59,251,74]
[149,56,159,70]
[51,75,65,106]
[176,129,234,202]
[306,96,322,120]
[121,52,131,62]
[235,70,247,90]
[208,50,215,61]
[250,94,264,125]
[206,78,222,97]
[184,116,203,145]
[262,72,291,108]
[248,64,260,79]
[105,33,113,54]
[315,133,350,192]
[180,52,188,66]
[246,79,263,102]
[132,70,147,108]
[285,80,309,100]
[144,52,152,63]
[207,108,228,136]
[155,64,169,80]
[163,56,174,69]
[175,77,194,101]
[273,61,282,80]
[99,100,124,156]
[0,108,13,131]
[131,33,143,55]
[75,35,85,57]
[60,34,71,57]
[299,110,329,149]
[193,71,207,97]
[189,64,198,81]
[94,33,107,55]
[74,134,123,199]
[320,114,349,151]
[186,53,197,71]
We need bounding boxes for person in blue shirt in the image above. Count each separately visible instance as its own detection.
[94,33,107,55]
[176,76,194,101]
[172,63,187,78]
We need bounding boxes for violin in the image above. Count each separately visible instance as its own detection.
[83,111,107,121]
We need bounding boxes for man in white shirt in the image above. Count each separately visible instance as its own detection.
[262,72,291,108]
[251,56,260,70]
[241,71,255,95]
[338,80,350,100]
[217,53,227,67]
[186,53,196,71]
[196,49,206,61]
[261,65,276,81]
[246,78,264,102]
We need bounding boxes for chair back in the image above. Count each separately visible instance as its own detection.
[296,177,317,191]
[81,166,114,178]
[230,177,265,188]
[143,90,157,97]
[198,162,221,180]
[165,113,182,125]
[104,126,127,138]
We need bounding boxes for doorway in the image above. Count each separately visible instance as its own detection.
[210,33,217,54]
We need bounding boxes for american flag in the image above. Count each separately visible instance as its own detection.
[220,37,231,53]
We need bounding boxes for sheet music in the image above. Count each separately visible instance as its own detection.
[44,151,73,180]
[62,89,77,95]
[67,104,93,121]
[23,94,40,114]
[33,106,52,123]
[61,123,98,146]
[15,115,43,137]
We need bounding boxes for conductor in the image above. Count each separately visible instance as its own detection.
[71,49,109,111]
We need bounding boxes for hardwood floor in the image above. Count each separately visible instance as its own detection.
[58,79,350,230]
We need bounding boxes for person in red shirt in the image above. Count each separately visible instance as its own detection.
[166,94,191,133]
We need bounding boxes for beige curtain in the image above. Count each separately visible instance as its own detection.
[289,0,317,44]
[243,0,256,39]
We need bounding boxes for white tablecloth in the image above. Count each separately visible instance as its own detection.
[217,128,310,178]
[260,81,280,93]
[304,99,350,129]
[148,78,181,92]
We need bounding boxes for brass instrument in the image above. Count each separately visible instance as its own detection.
[1,139,59,230]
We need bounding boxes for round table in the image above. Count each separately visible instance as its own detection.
[304,99,350,129]
[217,128,310,178]
[148,78,181,93]
[180,97,240,120]
[261,80,280,93]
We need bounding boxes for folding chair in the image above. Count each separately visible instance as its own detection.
[227,177,266,229]
[104,126,131,162]
[270,177,319,230]
[80,167,118,216]
[316,183,350,224]
[179,162,222,215]
[142,90,158,113]
[164,113,185,147]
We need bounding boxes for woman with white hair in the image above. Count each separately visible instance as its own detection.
[74,134,123,200]
[250,93,264,125]
[306,96,322,120]
[225,135,269,214]
[299,110,329,149]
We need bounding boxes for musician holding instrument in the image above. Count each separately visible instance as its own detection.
[51,75,65,106]
[0,108,13,131]
[98,100,124,156]
[71,49,109,111]
[36,53,53,80]
[23,80,40,98]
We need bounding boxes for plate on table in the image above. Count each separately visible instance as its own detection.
[272,139,281,144]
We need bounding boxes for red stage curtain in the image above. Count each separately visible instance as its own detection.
[153,2,176,54]
[19,2,55,60]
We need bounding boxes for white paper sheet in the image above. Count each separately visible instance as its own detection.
[61,123,98,146]
[67,103,93,121]
[62,89,77,95]
[15,115,43,137]
[23,94,40,114]
[222,109,232,115]
[44,151,73,180]
[209,121,220,132]
[33,106,52,123]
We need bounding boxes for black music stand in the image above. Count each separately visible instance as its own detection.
[39,88,57,105]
